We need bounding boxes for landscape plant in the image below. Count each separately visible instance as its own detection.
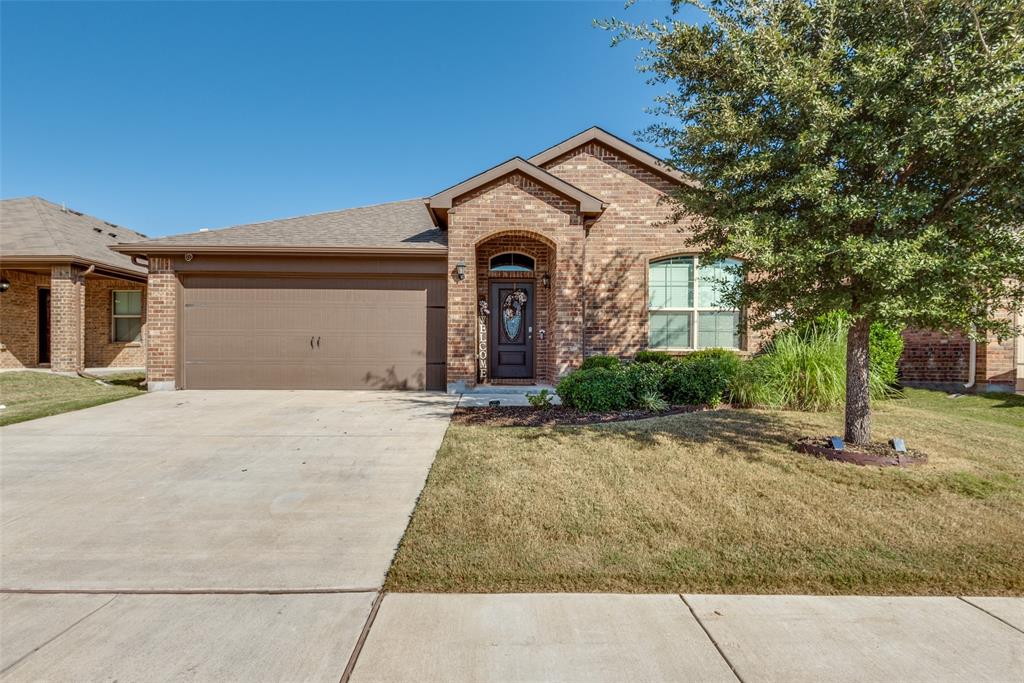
[555,367,633,412]
[579,354,622,371]
[662,350,741,407]
[603,0,1024,442]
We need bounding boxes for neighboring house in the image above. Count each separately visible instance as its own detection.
[0,197,148,372]
[116,126,765,392]
[901,314,1023,393]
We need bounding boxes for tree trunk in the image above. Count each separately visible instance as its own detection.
[845,317,872,444]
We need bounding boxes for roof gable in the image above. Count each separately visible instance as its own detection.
[529,126,694,186]
[427,157,605,227]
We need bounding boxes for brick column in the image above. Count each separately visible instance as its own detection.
[445,209,477,392]
[50,264,85,372]
[145,257,177,391]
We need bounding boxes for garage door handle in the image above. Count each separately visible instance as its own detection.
[317,336,320,348]
[310,336,314,349]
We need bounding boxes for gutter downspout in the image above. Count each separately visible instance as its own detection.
[964,337,977,390]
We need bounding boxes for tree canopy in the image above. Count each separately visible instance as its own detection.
[604,0,1024,441]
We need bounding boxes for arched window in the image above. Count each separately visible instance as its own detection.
[489,253,535,272]
[648,256,742,349]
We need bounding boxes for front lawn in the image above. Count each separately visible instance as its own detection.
[0,371,146,426]
[387,388,1024,595]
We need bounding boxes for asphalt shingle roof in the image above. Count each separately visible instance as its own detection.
[0,197,147,273]
[120,199,447,251]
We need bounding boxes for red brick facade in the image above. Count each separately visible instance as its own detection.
[144,256,178,388]
[900,318,1021,393]
[445,141,765,389]
[0,267,146,371]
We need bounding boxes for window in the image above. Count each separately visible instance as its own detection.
[112,290,142,342]
[489,253,534,272]
[648,256,741,349]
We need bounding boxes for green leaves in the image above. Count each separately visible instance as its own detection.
[606,0,1024,337]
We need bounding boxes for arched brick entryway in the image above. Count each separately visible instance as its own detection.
[474,231,557,384]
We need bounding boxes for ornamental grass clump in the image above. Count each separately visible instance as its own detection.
[731,321,892,412]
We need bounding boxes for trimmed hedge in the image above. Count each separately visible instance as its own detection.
[555,367,632,411]
[579,355,621,371]
[624,361,669,401]
[662,350,742,407]
[634,350,675,365]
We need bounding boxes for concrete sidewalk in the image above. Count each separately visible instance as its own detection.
[349,593,1024,683]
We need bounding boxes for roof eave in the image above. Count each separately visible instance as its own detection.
[111,244,448,257]
[0,255,147,281]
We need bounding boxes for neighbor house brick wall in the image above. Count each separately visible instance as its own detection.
[50,264,86,372]
[145,256,177,387]
[899,328,971,385]
[0,269,49,369]
[976,309,1017,391]
[85,277,146,368]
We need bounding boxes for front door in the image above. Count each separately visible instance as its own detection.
[490,281,534,379]
[37,288,51,365]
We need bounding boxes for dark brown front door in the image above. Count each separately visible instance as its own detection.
[490,281,534,379]
[38,288,51,365]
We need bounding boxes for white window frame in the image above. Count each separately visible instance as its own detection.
[647,255,742,351]
[111,290,142,343]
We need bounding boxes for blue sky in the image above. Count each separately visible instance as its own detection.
[1,1,691,237]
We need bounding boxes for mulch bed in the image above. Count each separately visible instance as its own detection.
[793,436,929,467]
[452,404,712,427]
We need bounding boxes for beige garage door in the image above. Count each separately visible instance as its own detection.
[181,276,445,390]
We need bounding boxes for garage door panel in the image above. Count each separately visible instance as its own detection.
[182,276,444,390]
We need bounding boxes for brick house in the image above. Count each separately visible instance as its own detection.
[114,127,763,392]
[0,197,148,373]
[110,126,1021,394]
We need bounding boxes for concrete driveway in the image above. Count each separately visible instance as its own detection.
[0,390,454,680]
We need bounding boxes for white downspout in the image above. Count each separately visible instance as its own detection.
[964,337,977,390]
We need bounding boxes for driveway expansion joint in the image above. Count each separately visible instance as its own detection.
[680,594,745,683]
[1,588,380,595]
[340,590,385,683]
[958,596,1024,636]
[0,594,118,675]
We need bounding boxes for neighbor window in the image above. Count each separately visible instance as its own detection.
[648,256,741,349]
[112,290,142,342]
[489,253,535,272]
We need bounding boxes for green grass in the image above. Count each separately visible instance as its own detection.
[0,371,146,426]
[387,388,1024,595]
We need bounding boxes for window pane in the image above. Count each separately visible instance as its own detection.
[698,258,741,309]
[114,317,142,343]
[489,253,534,272]
[113,290,142,315]
[649,257,693,309]
[649,311,692,348]
[698,311,740,349]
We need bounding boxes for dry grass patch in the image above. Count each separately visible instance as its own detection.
[387,389,1024,595]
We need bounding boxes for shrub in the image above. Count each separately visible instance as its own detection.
[797,311,904,387]
[556,367,632,412]
[663,352,740,407]
[636,389,669,412]
[579,355,621,371]
[634,350,675,365]
[624,361,668,401]
[526,388,554,409]
[731,320,893,411]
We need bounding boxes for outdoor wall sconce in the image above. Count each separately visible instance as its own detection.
[541,272,551,288]
[455,260,466,281]
[0,278,10,294]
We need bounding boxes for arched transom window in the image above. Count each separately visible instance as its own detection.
[489,253,535,272]
[648,256,742,350]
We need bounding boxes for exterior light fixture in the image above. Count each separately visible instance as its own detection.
[890,438,907,453]
[541,272,551,288]
[455,260,466,281]
[828,436,844,450]
[0,278,9,294]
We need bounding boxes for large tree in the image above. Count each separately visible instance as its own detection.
[605,0,1024,443]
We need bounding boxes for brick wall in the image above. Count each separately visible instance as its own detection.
[899,328,971,385]
[50,264,85,372]
[445,142,765,389]
[0,269,49,369]
[85,277,146,367]
[145,256,178,387]
[446,172,584,387]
